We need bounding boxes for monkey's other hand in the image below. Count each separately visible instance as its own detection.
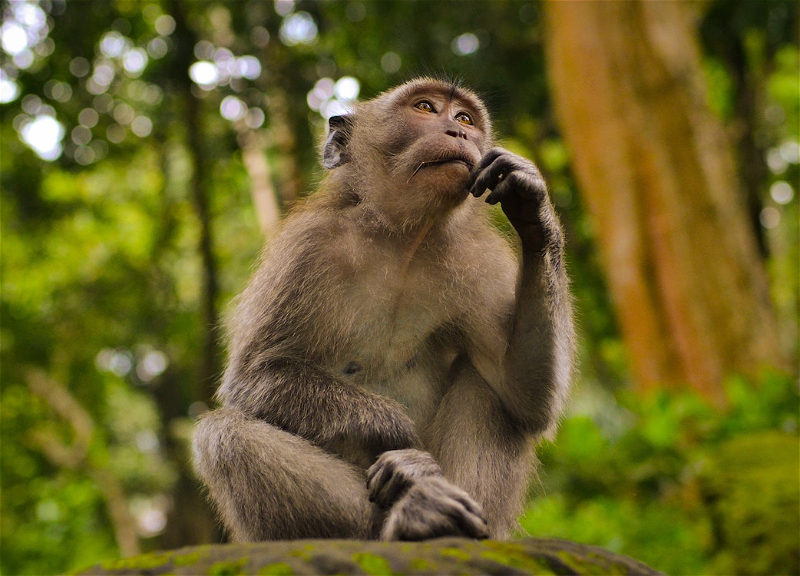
[367,449,441,509]
[380,476,489,541]
[467,147,560,251]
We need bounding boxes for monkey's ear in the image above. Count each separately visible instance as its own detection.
[322,114,353,169]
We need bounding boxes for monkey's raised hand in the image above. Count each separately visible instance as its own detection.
[467,147,560,251]
[367,449,488,541]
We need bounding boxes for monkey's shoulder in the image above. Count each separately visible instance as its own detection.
[262,209,364,277]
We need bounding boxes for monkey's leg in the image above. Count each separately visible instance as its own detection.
[424,359,535,539]
[194,407,376,541]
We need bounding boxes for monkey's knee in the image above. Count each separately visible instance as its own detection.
[193,407,376,541]
[192,407,243,479]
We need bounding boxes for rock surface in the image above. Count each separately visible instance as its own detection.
[73,537,664,575]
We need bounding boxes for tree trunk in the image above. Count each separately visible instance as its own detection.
[171,0,221,403]
[151,0,223,549]
[238,129,281,238]
[543,0,785,402]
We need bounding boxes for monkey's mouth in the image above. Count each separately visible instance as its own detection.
[411,155,475,178]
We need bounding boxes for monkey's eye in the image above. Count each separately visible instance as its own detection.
[455,112,473,126]
[414,101,436,113]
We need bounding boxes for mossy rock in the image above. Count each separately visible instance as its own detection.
[72,537,663,575]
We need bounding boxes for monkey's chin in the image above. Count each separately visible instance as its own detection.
[425,161,472,195]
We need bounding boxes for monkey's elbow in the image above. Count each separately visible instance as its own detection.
[505,371,571,438]
[519,410,559,439]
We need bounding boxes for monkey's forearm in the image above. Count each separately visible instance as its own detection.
[502,242,573,435]
[223,359,421,464]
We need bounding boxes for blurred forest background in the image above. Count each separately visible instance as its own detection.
[1,0,798,574]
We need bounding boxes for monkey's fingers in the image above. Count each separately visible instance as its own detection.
[372,471,410,508]
[453,506,490,540]
[468,154,524,200]
[422,494,487,539]
[452,492,489,538]
[367,454,411,508]
[414,477,488,539]
[368,449,444,508]
[484,172,522,205]
[467,148,505,191]
[379,486,487,541]
[368,463,422,508]
[467,154,509,197]
[366,460,393,503]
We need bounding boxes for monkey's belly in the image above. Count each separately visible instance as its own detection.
[334,331,454,426]
[368,362,445,425]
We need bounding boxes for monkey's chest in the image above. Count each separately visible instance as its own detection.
[344,285,446,370]
[328,263,458,421]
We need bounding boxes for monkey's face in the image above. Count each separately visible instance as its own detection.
[324,79,493,226]
[365,81,490,200]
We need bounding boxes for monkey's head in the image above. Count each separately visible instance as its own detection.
[322,78,493,228]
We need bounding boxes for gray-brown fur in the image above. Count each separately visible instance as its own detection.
[193,78,574,542]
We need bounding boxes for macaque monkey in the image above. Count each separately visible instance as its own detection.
[194,78,574,542]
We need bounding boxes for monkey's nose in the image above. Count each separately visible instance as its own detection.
[445,128,468,140]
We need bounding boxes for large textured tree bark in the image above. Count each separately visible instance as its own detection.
[544,0,785,402]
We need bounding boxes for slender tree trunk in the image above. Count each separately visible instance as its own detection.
[258,32,303,206]
[265,86,302,205]
[171,0,221,403]
[183,89,221,402]
[153,0,223,548]
[543,0,785,402]
[238,129,281,237]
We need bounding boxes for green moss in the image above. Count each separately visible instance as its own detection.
[440,547,471,562]
[100,551,172,571]
[479,550,555,574]
[352,552,396,575]
[409,557,437,571]
[584,551,630,574]
[481,541,550,572]
[288,543,316,562]
[173,548,209,567]
[554,551,601,574]
[552,550,633,575]
[257,562,295,575]
[209,558,248,576]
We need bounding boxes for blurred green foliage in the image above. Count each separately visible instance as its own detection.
[522,372,800,575]
[1,1,798,575]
